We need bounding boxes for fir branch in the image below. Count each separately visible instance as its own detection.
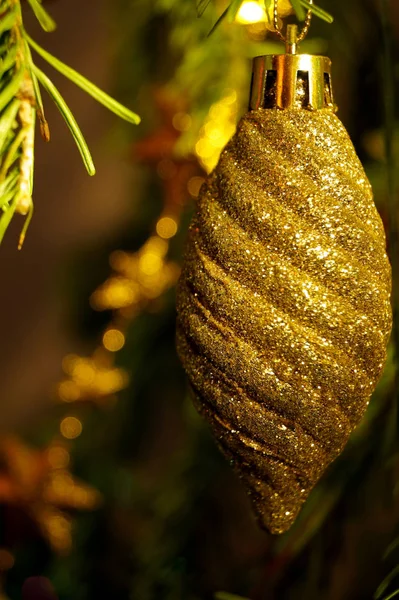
[0,0,141,247]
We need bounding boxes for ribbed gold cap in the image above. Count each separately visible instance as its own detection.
[249,53,335,112]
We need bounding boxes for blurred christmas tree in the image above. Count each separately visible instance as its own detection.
[0,1,399,599]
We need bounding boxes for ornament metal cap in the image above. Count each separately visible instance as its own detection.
[249,24,335,112]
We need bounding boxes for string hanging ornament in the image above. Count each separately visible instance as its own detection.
[176,2,392,534]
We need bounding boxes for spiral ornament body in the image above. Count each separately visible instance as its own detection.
[176,108,392,534]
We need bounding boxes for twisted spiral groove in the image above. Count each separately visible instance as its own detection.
[176,108,392,534]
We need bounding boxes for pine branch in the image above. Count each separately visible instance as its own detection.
[0,0,141,248]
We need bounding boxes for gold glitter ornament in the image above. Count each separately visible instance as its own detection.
[176,22,392,534]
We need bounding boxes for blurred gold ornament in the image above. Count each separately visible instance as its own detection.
[176,31,392,534]
[0,437,101,553]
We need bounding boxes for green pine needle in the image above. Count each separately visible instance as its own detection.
[18,201,33,249]
[196,0,212,17]
[26,34,141,125]
[0,7,17,36]
[0,68,24,113]
[207,5,230,36]
[290,0,306,21]
[1,45,18,76]
[0,168,19,200]
[383,592,399,600]
[375,566,399,599]
[0,99,20,154]
[0,127,28,183]
[227,0,244,22]
[24,39,49,140]
[0,192,18,244]
[0,185,17,210]
[32,65,96,176]
[26,0,56,32]
[299,0,333,23]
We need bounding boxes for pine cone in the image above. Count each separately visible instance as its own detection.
[176,108,392,534]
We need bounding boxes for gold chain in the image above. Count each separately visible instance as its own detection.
[273,0,313,44]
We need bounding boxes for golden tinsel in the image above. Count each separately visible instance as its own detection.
[176,108,392,534]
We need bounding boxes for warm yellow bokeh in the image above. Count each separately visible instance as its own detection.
[156,216,178,239]
[103,328,126,352]
[236,1,266,24]
[60,417,83,440]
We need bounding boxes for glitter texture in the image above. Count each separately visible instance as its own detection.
[176,108,392,534]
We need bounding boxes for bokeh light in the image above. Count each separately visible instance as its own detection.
[60,417,83,440]
[103,328,125,352]
[156,216,178,239]
[236,1,266,24]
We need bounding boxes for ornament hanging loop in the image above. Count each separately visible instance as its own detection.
[250,0,336,111]
[285,24,298,54]
[273,0,313,53]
